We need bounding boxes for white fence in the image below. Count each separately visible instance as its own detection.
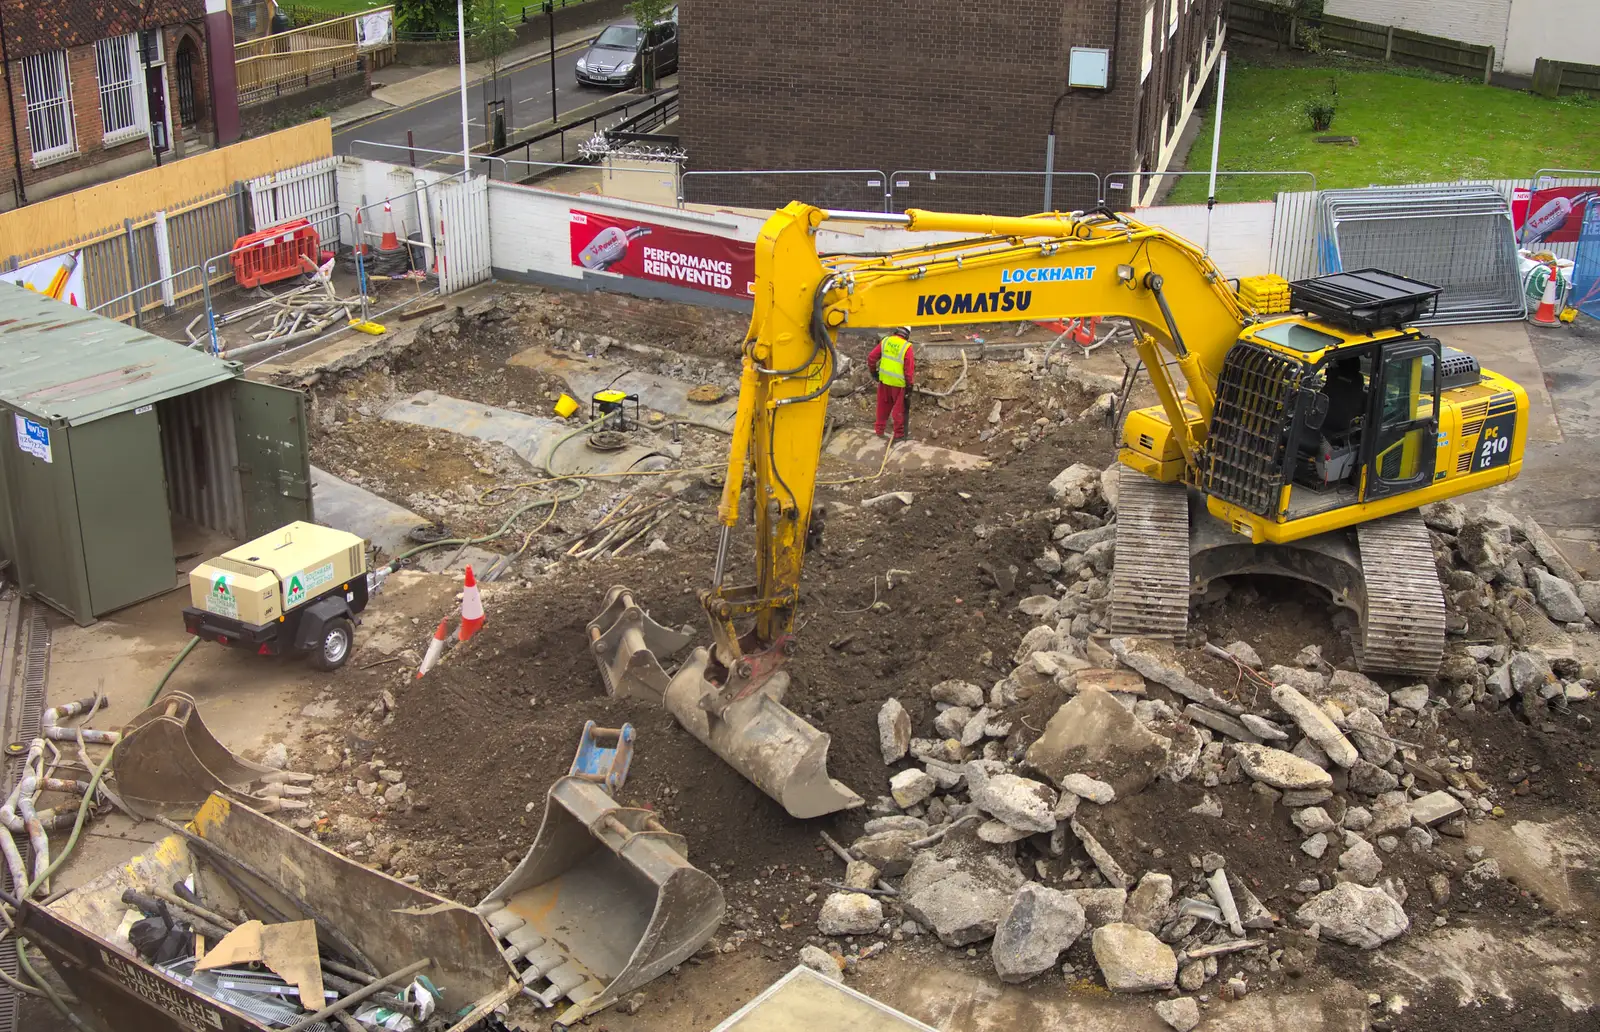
[437,176,491,293]
[249,157,339,233]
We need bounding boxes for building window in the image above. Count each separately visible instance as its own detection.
[1142,5,1155,82]
[1169,0,1179,38]
[22,50,75,162]
[97,34,146,145]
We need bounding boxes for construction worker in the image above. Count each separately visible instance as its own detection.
[869,326,915,440]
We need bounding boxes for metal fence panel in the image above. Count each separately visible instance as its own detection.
[167,193,246,308]
[1269,188,1323,282]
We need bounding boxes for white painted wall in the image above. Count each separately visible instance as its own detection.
[1325,0,1511,61]
[1135,202,1279,281]
[1504,0,1600,74]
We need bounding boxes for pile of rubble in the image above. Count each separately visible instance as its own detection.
[799,468,1595,1029]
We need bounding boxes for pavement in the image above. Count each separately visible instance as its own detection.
[332,19,632,165]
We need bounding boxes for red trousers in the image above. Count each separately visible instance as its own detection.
[874,383,907,438]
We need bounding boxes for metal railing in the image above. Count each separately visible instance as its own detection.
[492,88,679,167]
[679,169,889,211]
[889,169,1103,214]
[1104,170,1318,207]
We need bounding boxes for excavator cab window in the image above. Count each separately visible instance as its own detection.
[1291,349,1374,495]
[1363,340,1440,500]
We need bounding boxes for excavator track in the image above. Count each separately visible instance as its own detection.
[1109,472,1191,638]
[1353,509,1447,677]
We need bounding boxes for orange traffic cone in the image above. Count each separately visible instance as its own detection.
[354,205,368,257]
[1531,263,1561,326]
[379,202,400,253]
[456,565,485,643]
[417,617,451,679]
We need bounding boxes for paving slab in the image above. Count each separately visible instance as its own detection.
[509,347,740,430]
[312,465,426,555]
[383,390,671,474]
[826,427,991,472]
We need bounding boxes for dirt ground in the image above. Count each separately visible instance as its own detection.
[21,283,1600,1032]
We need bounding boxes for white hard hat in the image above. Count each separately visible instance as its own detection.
[895,326,911,337]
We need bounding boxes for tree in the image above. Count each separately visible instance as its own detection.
[626,0,671,91]
[395,0,453,35]
[472,0,517,147]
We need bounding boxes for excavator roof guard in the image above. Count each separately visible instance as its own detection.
[1290,269,1442,332]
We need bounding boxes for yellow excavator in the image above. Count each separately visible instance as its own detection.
[589,202,1528,818]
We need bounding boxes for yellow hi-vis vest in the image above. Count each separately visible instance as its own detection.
[878,335,910,386]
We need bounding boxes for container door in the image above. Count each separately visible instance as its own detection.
[71,410,177,615]
[232,381,312,535]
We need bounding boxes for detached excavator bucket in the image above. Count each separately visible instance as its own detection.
[587,585,695,701]
[476,776,725,1025]
[115,692,283,818]
[663,648,864,819]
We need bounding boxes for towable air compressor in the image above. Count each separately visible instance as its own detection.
[184,522,370,670]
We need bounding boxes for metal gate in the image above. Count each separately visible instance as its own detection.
[436,174,491,293]
[248,156,339,234]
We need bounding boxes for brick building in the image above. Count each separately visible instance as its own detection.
[678,0,1226,214]
[0,0,241,212]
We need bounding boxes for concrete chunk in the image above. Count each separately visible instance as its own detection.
[1235,743,1333,791]
[818,892,883,935]
[1092,923,1177,992]
[973,774,1058,833]
[1295,883,1409,949]
[992,884,1086,983]
[1271,684,1359,768]
[878,698,911,764]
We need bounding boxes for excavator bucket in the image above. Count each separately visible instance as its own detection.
[476,776,725,1025]
[115,692,285,818]
[587,585,696,701]
[663,648,864,819]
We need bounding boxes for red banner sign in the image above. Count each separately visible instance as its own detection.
[1514,185,1599,245]
[569,209,755,299]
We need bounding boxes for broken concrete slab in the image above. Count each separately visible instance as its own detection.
[1060,773,1116,805]
[384,391,670,474]
[1111,638,1243,714]
[507,348,740,429]
[1071,819,1130,889]
[1530,567,1587,623]
[992,884,1086,983]
[1234,744,1334,791]
[890,769,936,808]
[1024,687,1171,798]
[826,427,991,472]
[1271,684,1359,768]
[310,466,426,557]
[1184,705,1260,744]
[930,679,986,708]
[1409,791,1465,826]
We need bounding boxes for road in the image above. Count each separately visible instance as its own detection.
[335,46,623,166]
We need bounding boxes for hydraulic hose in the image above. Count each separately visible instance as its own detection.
[145,636,200,708]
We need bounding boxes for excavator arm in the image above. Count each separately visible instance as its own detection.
[703,202,1248,697]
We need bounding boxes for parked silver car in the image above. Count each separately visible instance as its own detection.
[575,17,678,89]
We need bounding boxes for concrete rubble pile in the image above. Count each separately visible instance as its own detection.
[807,467,1596,1024]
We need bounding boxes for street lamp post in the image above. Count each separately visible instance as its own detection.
[458,0,470,173]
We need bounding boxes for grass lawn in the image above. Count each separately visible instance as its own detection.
[1167,59,1600,204]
